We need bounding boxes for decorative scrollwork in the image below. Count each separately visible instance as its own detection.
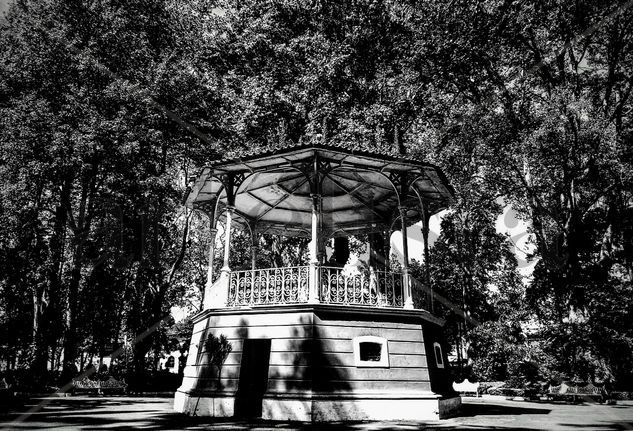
[319,266,401,307]
[229,265,404,308]
[228,266,310,306]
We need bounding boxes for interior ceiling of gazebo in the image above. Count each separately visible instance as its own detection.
[186,145,454,237]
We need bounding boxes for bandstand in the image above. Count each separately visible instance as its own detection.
[174,145,461,421]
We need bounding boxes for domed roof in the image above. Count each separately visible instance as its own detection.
[186,144,454,237]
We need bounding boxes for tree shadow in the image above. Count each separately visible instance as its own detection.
[557,423,633,430]
[0,397,175,429]
[188,320,237,395]
[262,313,352,420]
[1,396,167,415]
[458,402,551,417]
[5,397,632,431]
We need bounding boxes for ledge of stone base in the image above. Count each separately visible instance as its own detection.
[192,303,445,326]
[265,391,443,400]
[269,397,456,422]
[175,391,461,422]
[176,388,444,401]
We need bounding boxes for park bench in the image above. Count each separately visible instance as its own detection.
[547,382,604,403]
[72,377,127,395]
[453,379,480,397]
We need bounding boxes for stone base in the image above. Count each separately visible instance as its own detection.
[175,390,461,421]
[174,304,459,422]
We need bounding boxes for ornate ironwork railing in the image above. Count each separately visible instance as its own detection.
[319,266,404,307]
[227,266,309,306]
[227,265,406,308]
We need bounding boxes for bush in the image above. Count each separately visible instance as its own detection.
[507,359,540,388]
[0,369,61,393]
[126,370,182,393]
[478,381,505,395]
[487,387,524,397]
[469,320,528,382]
[611,391,633,400]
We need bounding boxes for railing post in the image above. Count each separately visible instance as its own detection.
[369,267,378,306]
[250,269,255,305]
[383,230,391,271]
[392,272,398,307]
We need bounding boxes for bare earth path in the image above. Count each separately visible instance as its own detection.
[1,396,633,430]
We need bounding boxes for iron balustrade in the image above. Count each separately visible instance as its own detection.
[227,266,310,306]
[319,266,404,307]
[227,265,409,308]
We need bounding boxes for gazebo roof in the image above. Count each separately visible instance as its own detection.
[186,144,454,237]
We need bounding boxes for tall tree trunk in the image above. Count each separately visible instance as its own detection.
[29,181,54,375]
[63,238,86,367]
[34,177,72,374]
[32,287,46,374]
[63,167,97,366]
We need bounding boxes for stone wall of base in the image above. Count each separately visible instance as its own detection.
[175,305,459,422]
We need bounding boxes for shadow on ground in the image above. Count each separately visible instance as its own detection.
[458,401,551,417]
[1,397,633,430]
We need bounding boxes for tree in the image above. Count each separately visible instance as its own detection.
[402,0,633,383]
[2,0,632,391]
[0,0,219,379]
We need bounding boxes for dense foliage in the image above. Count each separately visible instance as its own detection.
[1,0,632,390]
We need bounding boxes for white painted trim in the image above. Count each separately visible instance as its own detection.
[353,336,389,367]
[433,342,444,368]
[191,303,445,326]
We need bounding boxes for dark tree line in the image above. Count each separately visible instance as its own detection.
[1,0,632,389]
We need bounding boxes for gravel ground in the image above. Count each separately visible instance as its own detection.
[1,395,633,430]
